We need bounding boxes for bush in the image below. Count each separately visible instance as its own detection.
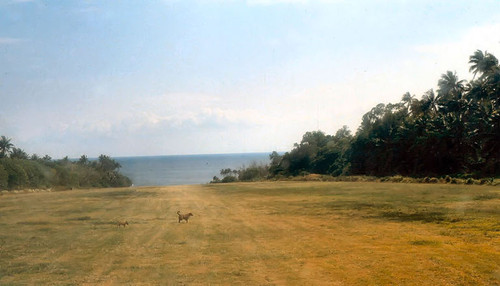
[390,175,404,183]
[444,175,452,183]
[210,176,221,183]
[422,177,439,184]
[479,178,490,185]
[221,176,238,183]
[429,177,439,183]
[0,155,132,191]
[0,164,8,189]
[1,159,28,189]
[23,160,50,188]
[239,163,268,182]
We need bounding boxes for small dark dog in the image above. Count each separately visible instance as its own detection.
[177,211,193,223]
[117,221,129,227]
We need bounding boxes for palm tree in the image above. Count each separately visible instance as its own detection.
[469,50,499,80]
[469,50,486,80]
[437,71,466,100]
[0,136,14,158]
[10,148,28,159]
[421,89,439,115]
[401,92,416,114]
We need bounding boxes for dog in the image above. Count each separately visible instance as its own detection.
[117,221,129,227]
[177,211,193,223]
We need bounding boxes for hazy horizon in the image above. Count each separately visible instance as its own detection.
[1,0,499,159]
[110,151,276,160]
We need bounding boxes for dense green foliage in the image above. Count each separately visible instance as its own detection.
[0,140,132,190]
[269,50,499,179]
[211,163,269,183]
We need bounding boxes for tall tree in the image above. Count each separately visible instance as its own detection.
[401,92,416,114]
[78,155,89,165]
[96,155,121,172]
[268,50,500,179]
[469,50,486,80]
[0,136,14,158]
[469,50,499,80]
[10,148,29,159]
[437,71,466,100]
[421,89,439,116]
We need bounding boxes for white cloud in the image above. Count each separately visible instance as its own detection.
[10,0,36,3]
[0,37,26,45]
[413,21,500,86]
[247,0,308,5]
[246,0,342,5]
[44,91,270,143]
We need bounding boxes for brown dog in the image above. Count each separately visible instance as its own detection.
[177,211,193,223]
[117,221,129,227]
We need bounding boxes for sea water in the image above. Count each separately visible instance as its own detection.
[115,153,271,186]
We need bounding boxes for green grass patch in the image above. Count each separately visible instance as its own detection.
[379,209,448,223]
[67,216,92,221]
[473,193,499,200]
[409,239,441,246]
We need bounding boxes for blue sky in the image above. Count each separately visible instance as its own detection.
[1,0,499,158]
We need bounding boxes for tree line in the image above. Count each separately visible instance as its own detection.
[272,50,499,178]
[0,136,131,190]
[215,50,499,182]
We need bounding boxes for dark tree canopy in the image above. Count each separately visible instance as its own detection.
[269,50,500,179]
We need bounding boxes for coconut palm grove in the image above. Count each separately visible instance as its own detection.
[242,50,499,181]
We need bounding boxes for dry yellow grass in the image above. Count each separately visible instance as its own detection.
[0,182,499,285]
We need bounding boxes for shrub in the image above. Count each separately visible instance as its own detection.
[479,178,490,185]
[1,159,28,189]
[0,155,133,190]
[210,176,221,183]
[391,175,404,183]
[429,177,439,183]
[444,175,452,183]
[23,160,50,188]
[221,176,237,183]
[239,163,268,182]
[401,177,415,183]
[0,164,8,189]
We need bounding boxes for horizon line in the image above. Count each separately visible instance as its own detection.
[66,151,285,161]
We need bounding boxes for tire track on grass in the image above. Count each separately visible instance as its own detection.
[180,185,294,284]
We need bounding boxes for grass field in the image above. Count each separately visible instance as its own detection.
[0,182,499,285]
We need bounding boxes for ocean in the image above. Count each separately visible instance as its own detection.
[115,153,271,186]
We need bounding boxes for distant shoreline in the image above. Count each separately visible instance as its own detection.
[115,152,274,186]
[113,152,278,160]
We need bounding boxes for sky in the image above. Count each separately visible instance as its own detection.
[0,0,499,158]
